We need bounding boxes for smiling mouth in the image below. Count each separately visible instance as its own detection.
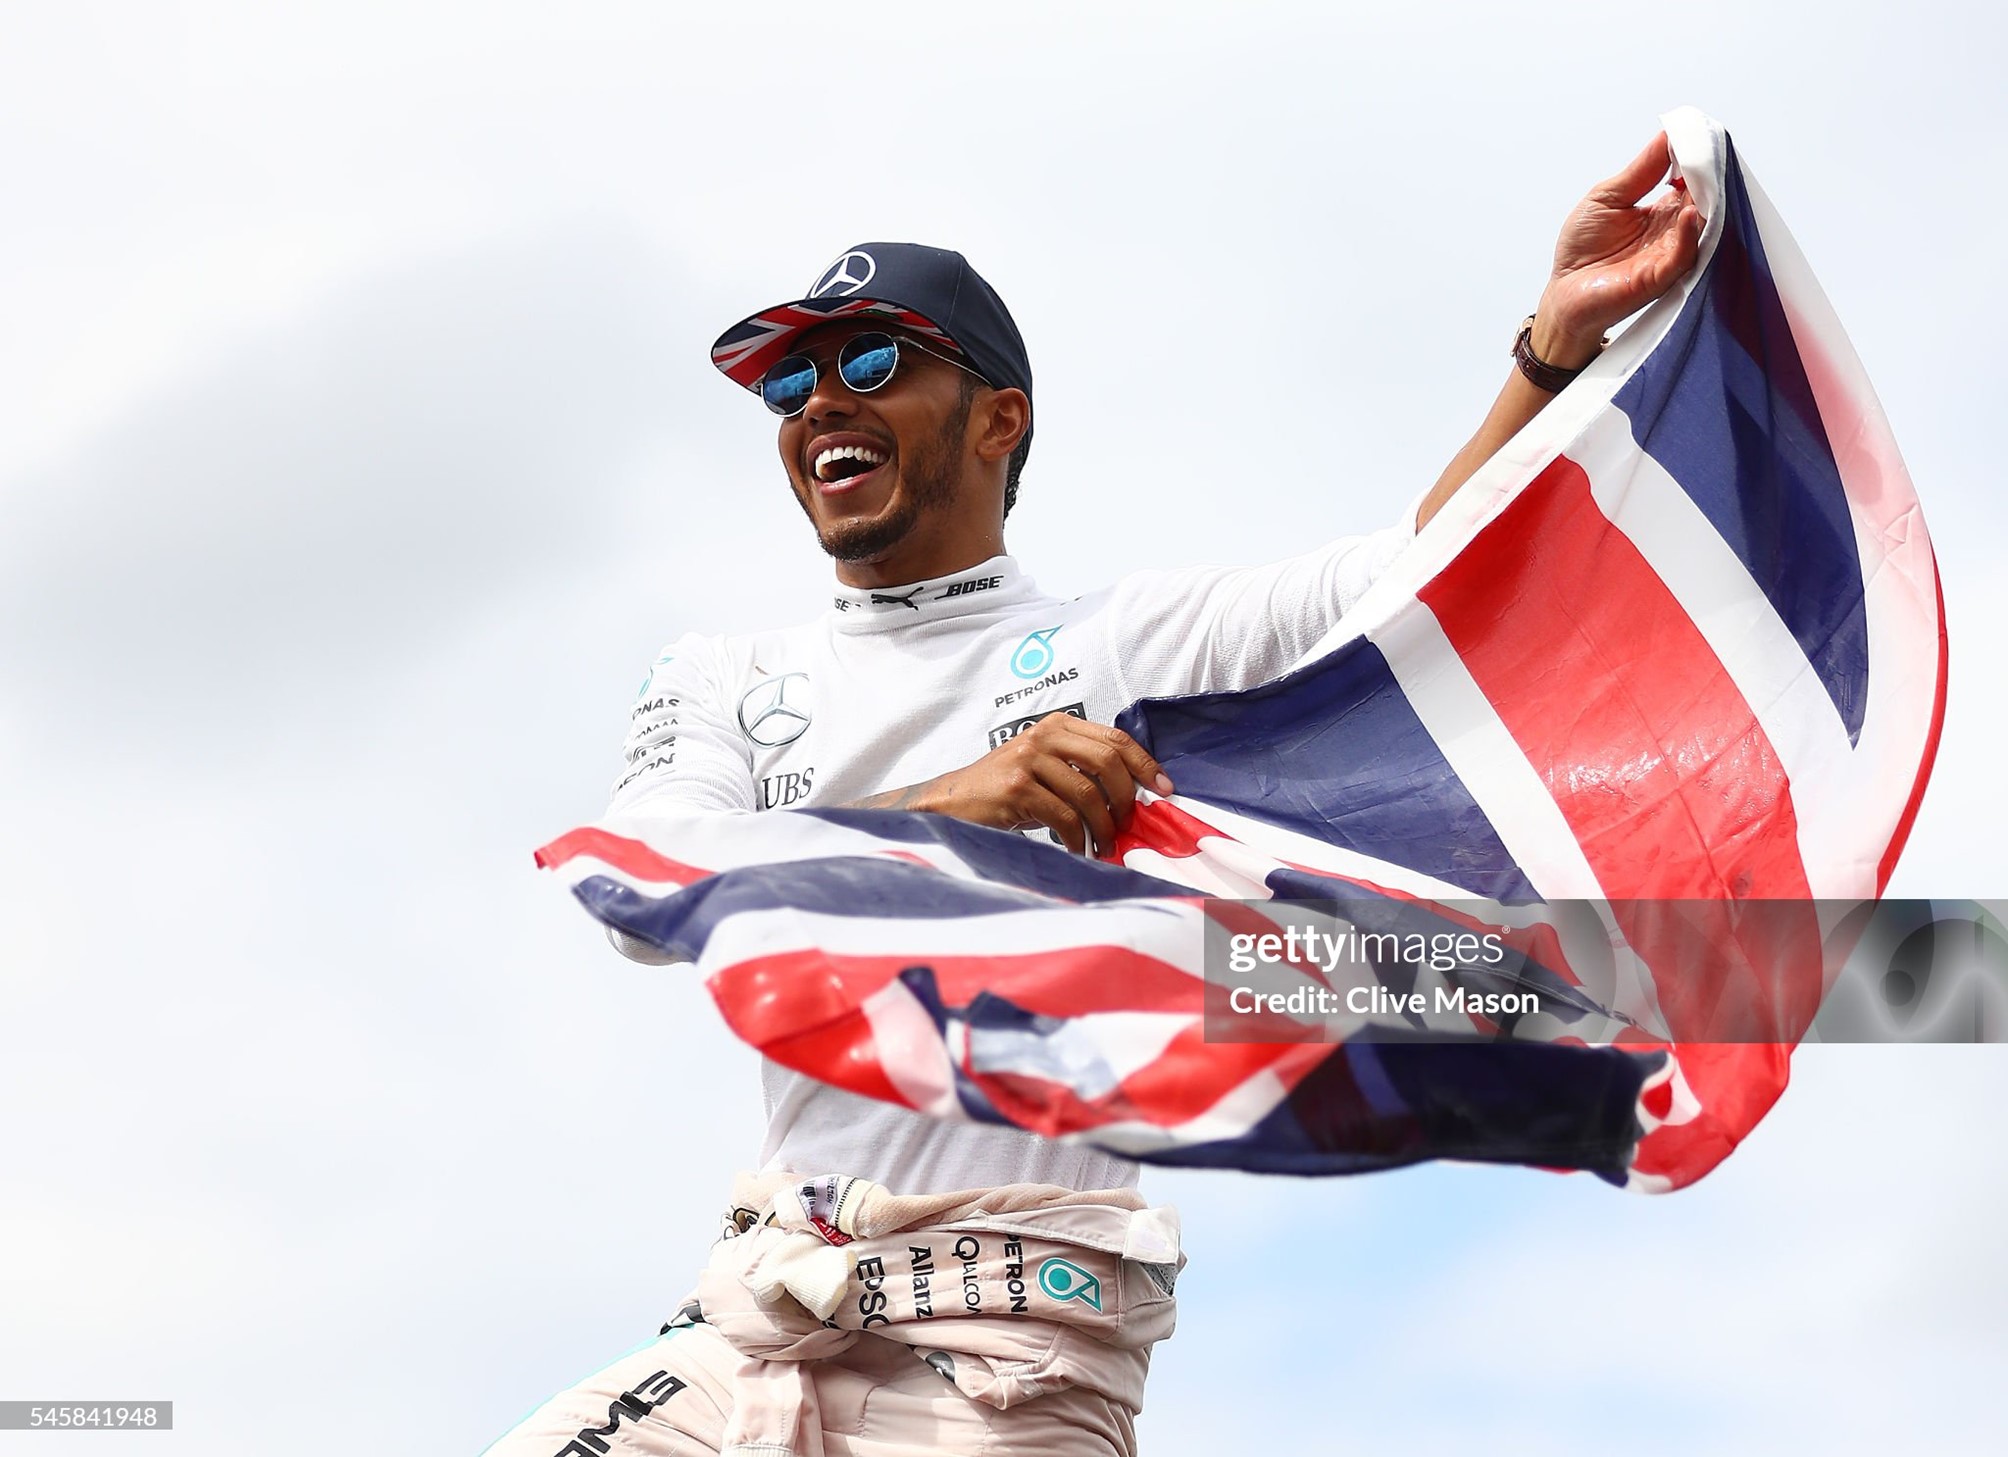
[813,443,890,492]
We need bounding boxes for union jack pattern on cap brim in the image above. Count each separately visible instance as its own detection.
[712,298,964,390]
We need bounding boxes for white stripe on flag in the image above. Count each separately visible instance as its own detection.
[860,976,962,1119]
[1371,602,1608,900]
[965,1010,1196,1097]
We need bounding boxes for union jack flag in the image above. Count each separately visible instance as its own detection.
[539,110,1944,1192]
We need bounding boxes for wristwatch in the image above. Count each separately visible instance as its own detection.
[1512,315,1605,393]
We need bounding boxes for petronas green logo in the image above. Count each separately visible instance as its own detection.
[1037,1257,1103,1311]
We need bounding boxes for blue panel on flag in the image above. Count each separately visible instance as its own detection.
[1141,1039,1653,1184]
[572,827,1196,960]
[1119,639,1539,903]
[1613,150,1869,742]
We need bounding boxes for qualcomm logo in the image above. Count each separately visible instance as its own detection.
[810,250,876,298]
[1037,1257,1102,1311]
[1009,627,1061,680]
[737,672,813,748]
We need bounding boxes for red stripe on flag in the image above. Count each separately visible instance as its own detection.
[533,826,712,886]
[709,943,1209,1038]
[1111,798,1222,862]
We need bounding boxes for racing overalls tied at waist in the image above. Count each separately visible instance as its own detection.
[484,1173,1183,1457]
[702,1171,1182,1450]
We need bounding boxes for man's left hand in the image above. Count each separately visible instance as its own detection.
[1532,132,1704,368]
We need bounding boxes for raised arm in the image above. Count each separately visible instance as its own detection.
[1416,132,1703,529]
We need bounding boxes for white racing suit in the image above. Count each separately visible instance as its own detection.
[482,1174,1183,1457]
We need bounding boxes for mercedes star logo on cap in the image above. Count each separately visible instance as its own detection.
[810,250,877,298]
[737,672,813,747]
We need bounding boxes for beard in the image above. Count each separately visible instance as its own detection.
[804,392,971,563]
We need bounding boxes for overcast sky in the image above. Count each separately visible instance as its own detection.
[1,3,2001,1453]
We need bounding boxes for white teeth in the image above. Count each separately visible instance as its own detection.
[813,444,888,482]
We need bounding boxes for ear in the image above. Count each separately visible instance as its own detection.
[972,387,1030,463]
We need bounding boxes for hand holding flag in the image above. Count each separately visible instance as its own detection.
[1536,131,1706,364]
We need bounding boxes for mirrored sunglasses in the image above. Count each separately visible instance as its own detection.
[758,330,977,417]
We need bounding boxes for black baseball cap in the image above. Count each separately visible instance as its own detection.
[710,242,1033,451]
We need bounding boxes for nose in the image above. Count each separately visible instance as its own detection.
[801,355,861,427]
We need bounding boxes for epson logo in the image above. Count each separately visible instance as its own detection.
[988,703,1086,748]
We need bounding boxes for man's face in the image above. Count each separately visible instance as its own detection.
[774,322,977,564]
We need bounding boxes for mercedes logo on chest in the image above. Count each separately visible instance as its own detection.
[738,672,813,747]
[810,250,877,298]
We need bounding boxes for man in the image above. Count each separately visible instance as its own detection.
[487,134,1700,1456]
